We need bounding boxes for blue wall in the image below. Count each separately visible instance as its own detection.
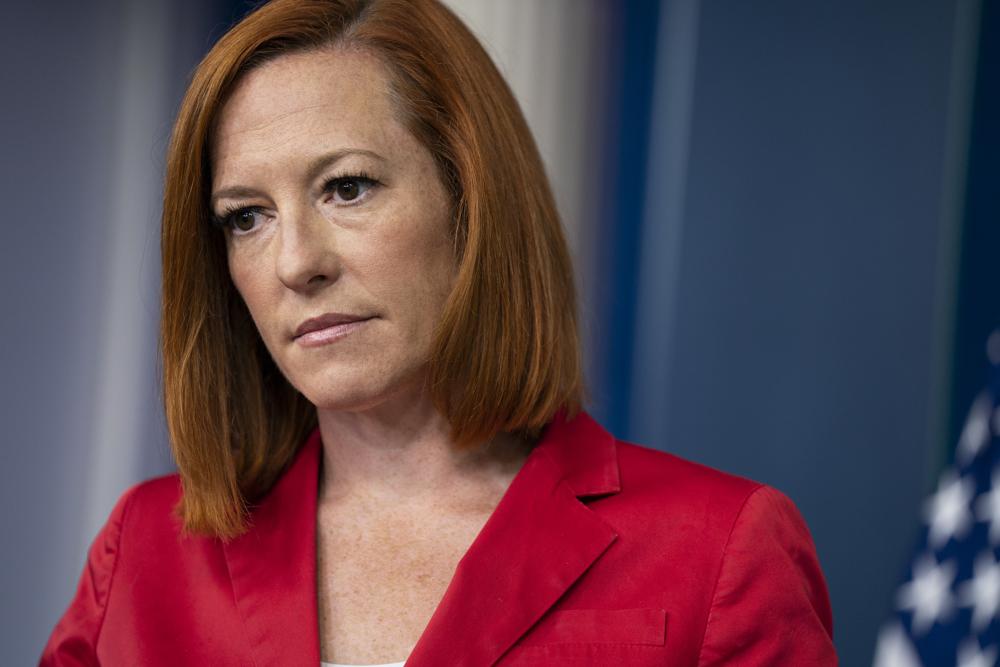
[949,0,1000,453]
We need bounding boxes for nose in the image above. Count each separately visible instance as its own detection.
[274,204,340,292]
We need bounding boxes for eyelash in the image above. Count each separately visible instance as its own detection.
[211,172,380,233]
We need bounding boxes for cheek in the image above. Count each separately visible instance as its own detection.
[228,251,279,332]
[361,219,455,311]
[368,156,455,293]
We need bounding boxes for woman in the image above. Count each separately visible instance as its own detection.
[42,0,837,665]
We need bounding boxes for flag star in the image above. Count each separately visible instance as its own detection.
[975,469,1000,544]
[957,638,998,667]
[958,551,1000,631]
[897,553,957,634]
[958,394,992,464]
[873,622,921,667]
[924,470,976,548]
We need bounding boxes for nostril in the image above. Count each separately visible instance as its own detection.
[307,274,328,285]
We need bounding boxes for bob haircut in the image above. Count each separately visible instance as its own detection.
[162,0,583,539]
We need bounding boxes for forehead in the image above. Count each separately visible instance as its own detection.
[212,48,403,179]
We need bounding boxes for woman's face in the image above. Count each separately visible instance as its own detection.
[211,48,456,412]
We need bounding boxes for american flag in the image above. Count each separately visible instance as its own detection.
[875,332,1000,667]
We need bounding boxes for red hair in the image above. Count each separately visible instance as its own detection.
[161,0,582,538]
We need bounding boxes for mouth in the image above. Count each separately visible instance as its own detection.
[293,313,375,347]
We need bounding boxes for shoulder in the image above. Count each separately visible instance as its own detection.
[581,434,815,580]
[78,474,183,561]
[99,473,220,576]
[591,440,836,664]
[608,440,825,596]
[610,442,836,664]
[615,439,761,495]
[95,475,231,630]
[608,439,767,533]
[123,472,183,506]
[611,440,823,568]
[112,473,183,536]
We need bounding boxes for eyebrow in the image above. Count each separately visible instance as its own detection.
[210,148,388,209]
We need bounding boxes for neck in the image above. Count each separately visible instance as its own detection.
[315,386,532,507]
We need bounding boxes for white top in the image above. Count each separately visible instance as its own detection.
[321,662,406,667]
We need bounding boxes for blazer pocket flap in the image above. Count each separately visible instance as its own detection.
[522,608,666,647]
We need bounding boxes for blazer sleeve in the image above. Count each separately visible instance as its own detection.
[39,485,137,666]
[697,484,837,666]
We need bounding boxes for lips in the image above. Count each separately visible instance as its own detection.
[292,312,374,347]
[293,312,371,338]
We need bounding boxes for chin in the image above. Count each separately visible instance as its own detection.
[290,363,427,414]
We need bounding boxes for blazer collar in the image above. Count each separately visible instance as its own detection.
[223,410,621,667]
[532,409,621,498]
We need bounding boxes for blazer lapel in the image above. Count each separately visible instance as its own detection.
[405,411,622,667]
[223,430,322,667]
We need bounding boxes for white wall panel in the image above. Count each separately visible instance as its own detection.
[441,0,608,270]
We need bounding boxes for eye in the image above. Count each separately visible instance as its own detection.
[215,206,268,235]
[325,175,377,204]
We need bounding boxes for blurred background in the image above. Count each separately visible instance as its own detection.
[3,0,998,665]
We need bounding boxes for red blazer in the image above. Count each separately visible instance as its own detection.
[42,412,836,665]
